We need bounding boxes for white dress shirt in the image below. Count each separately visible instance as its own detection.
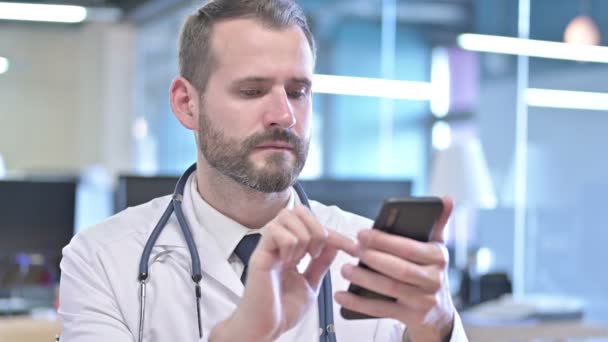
[189,177,296,279]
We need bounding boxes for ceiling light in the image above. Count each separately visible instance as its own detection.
[526,88,608,111]
[312,74,432,100]
[458,33,608,63]
[564,15,601,46]
[0,2,87,23]
[0,57,8,74]
[430,47,451,117]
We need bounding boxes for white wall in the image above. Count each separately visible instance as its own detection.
[0,21,135,174]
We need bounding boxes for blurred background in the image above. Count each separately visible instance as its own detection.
[1,0,608,340]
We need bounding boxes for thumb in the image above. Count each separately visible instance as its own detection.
[430,196,454,243]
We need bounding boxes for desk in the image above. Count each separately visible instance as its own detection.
[2,316,608,342]
[464,320,608,342]
[0,317,61,342]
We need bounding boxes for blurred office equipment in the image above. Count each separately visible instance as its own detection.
[429,136,497,269]
[114,175,179,213]
[463,319,608,342]
[0,178,77,312]
[459,270,512,308]
[429,137,499,309]
[464,293,584,323]
[0,179,76,257]
[461,294,602,342]
[115,174,412,219]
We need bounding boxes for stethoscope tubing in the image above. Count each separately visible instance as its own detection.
[137,163,336,342]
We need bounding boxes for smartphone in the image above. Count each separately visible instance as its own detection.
[340,197,444,320]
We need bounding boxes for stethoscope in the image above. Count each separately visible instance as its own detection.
[137,163,337,342]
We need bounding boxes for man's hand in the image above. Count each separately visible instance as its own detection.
[210,205,357,342]
[335,197,456,342]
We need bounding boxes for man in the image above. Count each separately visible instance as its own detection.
[59,0,468,341]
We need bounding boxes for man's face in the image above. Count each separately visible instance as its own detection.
[197,18,314,193]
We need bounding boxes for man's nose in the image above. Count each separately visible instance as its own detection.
[263,89,296,129]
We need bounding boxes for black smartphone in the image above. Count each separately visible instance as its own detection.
[340,197,444,320]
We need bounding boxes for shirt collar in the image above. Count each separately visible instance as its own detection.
[188,177,297,261]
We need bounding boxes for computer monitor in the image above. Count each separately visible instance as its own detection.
[0,179,77,257]
[299,179,412,219]
[115,175,179,212]
[115,175,412,220]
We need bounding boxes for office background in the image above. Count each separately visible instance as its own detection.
[1,0,608,338]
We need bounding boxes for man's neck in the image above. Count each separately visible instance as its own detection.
[194,160,291,229]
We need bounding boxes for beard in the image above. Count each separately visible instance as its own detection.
[197,110,309,193]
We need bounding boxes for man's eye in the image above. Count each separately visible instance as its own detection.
[288,89,308,99]
[240,89,262,97]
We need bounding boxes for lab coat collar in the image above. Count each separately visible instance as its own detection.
[188,176,298,262]
[152,173,243,297]
[151,172,299,298]
[152,173,300,248]
[188,176,256,262]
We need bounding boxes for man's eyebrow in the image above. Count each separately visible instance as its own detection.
[290,77,312,87]
[231,76,312,87]
[232,76,272,84]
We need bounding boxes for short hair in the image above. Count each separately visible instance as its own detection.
[178,0,316,93]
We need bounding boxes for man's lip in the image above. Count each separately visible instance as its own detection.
[256,142,293,149]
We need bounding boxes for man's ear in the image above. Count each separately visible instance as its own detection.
[170,77,200,130]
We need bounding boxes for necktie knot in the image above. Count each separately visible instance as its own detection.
[234,233,261,284]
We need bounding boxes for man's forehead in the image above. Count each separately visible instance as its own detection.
[210,18,309,54]
[208,17,314,75]
[211,17,295,39]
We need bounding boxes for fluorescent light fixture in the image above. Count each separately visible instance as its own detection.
[430,47,451,117]
[526,88,608,111]
[312,74,432,100]
[0,2,87,23]
[311,73,608,112]
[0,57,8,74]
[458,33,608,64]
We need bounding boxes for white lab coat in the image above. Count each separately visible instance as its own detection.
[59,175,467,341]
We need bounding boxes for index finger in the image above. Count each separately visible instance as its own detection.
[326,229,359,257]
[358,229,447,266]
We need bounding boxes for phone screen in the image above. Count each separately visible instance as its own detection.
[340,197,444,320]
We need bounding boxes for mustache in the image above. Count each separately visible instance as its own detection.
[243,129,303,151]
